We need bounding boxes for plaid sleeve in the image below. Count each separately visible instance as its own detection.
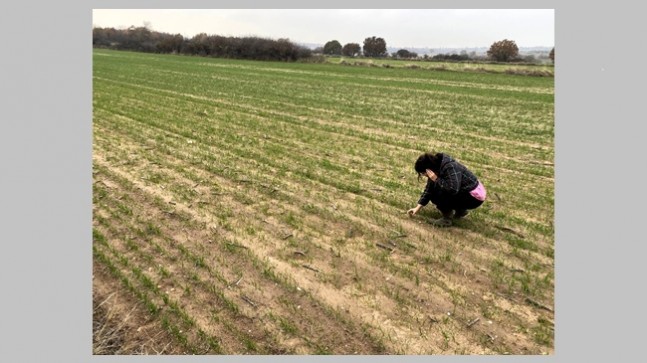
[417,179,435,206]
[436,163,462,195]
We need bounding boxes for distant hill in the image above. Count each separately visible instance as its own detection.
[424,46,551,55]
[299,42,552,56]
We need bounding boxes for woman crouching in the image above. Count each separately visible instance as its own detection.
[407,152,486,227]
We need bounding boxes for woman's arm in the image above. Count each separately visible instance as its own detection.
[434,164,462,194]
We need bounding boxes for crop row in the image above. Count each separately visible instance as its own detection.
[93,49,554,354]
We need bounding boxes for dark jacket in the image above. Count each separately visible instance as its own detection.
[417,154,479,206]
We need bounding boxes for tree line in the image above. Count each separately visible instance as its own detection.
[93,26,554,64]
[322,36,389,58]
[93,26,312,61]
[324,38,554,64]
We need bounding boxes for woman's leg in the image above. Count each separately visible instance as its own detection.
[453,193,483,219]
[429,189,454,226]
[430,210,453,226]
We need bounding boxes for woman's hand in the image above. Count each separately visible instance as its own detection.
[407,204,423,216]
[425,169,438,182]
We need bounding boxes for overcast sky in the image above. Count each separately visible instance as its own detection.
[92,9,554,49]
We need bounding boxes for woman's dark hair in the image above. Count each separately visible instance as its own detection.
[414,152,442,181]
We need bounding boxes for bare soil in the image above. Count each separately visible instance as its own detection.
[92,134,554,355]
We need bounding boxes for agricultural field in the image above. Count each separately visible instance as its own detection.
[92,48,554,355]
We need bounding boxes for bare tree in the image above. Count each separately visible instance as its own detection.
[549,47,555,63]
[323,40,342,55]
[342,43,361,57]
[363,36,387,58]
[487,39,519,62]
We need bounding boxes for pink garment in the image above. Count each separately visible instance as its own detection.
[469,181,487,201]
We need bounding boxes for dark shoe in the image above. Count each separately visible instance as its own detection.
[430,217,452,227]
[454,210,469,219]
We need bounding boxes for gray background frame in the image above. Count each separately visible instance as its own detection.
[1,1,643,362]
